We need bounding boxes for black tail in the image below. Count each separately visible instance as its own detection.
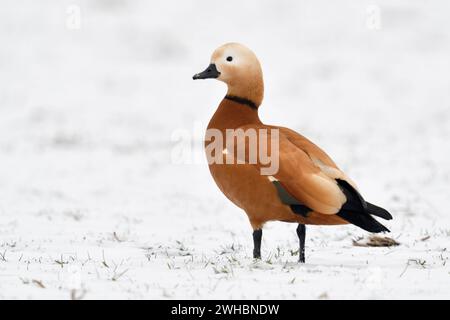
[336,179,391,233]
[366,202,393,220]
[337,210,390,233]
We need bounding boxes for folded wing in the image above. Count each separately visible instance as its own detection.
[232,124,392,232]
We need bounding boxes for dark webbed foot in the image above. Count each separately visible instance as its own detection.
[296,224,306,263]
[253,229,262,259]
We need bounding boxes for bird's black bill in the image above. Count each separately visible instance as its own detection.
[193,64,220,80]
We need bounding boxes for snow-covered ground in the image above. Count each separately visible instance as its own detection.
[1,0,449,299]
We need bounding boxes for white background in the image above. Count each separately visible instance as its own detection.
[0,0,449,299]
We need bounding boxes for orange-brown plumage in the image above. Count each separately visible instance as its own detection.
[194,43,392,262]
[206,98,349,229]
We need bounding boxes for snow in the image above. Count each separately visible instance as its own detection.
[1,0,449,299]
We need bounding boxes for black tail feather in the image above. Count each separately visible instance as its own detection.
[337,210,390,233]
[366,202,393,220]
[336,179,390,233]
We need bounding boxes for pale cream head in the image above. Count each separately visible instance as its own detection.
[194,43,264,107]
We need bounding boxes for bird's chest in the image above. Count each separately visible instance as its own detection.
[207,160,283,216]
[208,162,253,208]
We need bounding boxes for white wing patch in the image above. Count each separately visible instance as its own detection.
[311,158,341,177]
[311,157,359,191]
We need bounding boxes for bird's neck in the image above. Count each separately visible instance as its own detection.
[226,75,264,108]
[207,97,262,131]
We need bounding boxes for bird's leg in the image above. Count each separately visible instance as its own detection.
[296,224,306,263]
[252,229,262,259]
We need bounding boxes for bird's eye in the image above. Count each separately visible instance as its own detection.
[226,56,233,62]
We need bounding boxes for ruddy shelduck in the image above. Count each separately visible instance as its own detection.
[193,43,392,263]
